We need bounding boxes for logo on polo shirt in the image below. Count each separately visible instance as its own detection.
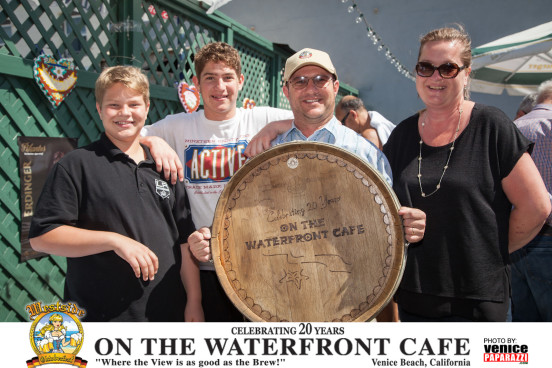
[184,140,248,184]
[26,301,87,367]
[155,179,170,199]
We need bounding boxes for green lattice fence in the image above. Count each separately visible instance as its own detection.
[0,0,357,321]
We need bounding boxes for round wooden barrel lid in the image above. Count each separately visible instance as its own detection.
[211,142,406,322]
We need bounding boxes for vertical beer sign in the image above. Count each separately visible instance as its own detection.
[18,136,77,261]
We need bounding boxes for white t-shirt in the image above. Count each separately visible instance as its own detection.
[142,107,293,270]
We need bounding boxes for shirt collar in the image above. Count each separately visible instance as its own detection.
[99,133,154,164]
[280,116,340,141]
[533,103,552,112]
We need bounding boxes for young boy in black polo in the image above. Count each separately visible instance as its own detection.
[29,66,203,322]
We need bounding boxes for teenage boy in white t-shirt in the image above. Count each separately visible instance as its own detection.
[141,42,293,321]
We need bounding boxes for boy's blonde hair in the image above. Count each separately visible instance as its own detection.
[95,66,149,107]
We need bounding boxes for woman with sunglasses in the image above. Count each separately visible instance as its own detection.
[383,25,550,322]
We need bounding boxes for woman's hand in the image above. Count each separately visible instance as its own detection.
[399,207,426,244]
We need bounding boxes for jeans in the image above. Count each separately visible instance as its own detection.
[510,234,552,322]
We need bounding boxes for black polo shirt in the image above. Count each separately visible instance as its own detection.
[29,134,195,321]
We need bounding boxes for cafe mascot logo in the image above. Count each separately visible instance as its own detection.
[26,301,87,367]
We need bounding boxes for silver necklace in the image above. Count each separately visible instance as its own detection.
[417,106,463,198]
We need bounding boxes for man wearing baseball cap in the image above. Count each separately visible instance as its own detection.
[272,47,393,185]
[246,47,425,246]
[271,47,426,249]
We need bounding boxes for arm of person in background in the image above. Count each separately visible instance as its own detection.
[188,227,212,263]
[503,152,551,253]
[30,225,158,281]
[244,119,294,157]
[180,243,204,322]
[140,135,184,184]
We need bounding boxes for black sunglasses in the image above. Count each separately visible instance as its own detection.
[415,62,467,79]
[340,111,351,124]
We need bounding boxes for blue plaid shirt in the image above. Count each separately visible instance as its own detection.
[271,117,393,186]
[514,104,552,225]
